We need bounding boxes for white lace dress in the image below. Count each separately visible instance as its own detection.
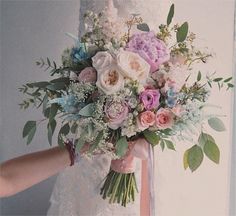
[47,1,170,215]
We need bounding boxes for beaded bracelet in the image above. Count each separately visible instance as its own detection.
[64,140,80,166]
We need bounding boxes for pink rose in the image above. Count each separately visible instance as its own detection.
[105,100,129,129]
[171,105,184,117]
[78,67,97,83]
[155,108,174,129]
[136,111,155,131]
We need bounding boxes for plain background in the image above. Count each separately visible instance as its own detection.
[0,0,235,216]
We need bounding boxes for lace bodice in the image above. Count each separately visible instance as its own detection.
[47,1,171,215]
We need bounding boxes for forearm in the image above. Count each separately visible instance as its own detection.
[0,146,70,197]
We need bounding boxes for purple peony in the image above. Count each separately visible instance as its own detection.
[126,31,170,72]
[140,89,160,110]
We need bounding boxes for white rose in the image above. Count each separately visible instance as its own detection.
[96,66,124,95]
[117,50,150,83]
[92,51,115,71]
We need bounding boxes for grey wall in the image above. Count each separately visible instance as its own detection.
[0,0,79,215]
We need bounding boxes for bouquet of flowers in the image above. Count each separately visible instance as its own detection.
[19,4,233,207]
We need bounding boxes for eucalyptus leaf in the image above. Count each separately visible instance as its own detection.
[183,149,189,170]
[27,125,37,145]
[160,140,165,151]
[47,119,57,145]
[137,23,150,32]
[49,104,58,120]
[176,22,188,43]
[224,77,232,83]
[198,132,215,147]
[78,103,95,117]
[165,140,175,151]
[116,136,128,157]
[213,78,223,82]
[143,130,160,146]
[23,121,36,138]
[208,117,226,132]
[50,77,70,84]
[187,145,204,172]
[203,140,220,164]
[197,71,202,82]
[46,82,66,91]
[167,4,174,25]
[30,81,50,88]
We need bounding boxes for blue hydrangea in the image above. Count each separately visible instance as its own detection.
[166,87,177,108]
[50,94,79,113]
[71,42,89,63]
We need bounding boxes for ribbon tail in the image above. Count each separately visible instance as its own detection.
[148,145,155,216]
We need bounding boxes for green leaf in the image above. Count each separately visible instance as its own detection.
[116,136,128,157]
[47,119,57,145]
[42,94,48,112]
[228,83,234,88]
[187,145,204,172]
[49,104,58,120]
[27,124,37,145]
[50,77,70,84]
[224,77,232,83]
[208,117,226,132]
[203,140,220,164]
[46,82,66,91]
[23,121,36,138]
[164,140,175,151]
[213,78,223,82]
[183,149,189,170]
[143,130,160,146]
[30,81,50,88]
[78,103,95,117]
[137,23,150,32]
[198,132,215,147]
[197,71,202,82]
[167,4,175,25]
[57,123,70,146]
[176,22,188,43]
[160,140,165,151]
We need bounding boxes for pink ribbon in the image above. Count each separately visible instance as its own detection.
[110,139,155,216]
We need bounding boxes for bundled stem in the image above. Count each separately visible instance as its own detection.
[100,170,138,207]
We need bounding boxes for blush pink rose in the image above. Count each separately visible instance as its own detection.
[137,111,155,131]
[155,108,174,129]
[78,67,97,83]
[105,100,129,129]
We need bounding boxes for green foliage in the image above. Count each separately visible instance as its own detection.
[78,103,95,117]
[183,149,189,170]
[116,136,128,157]
[23,121,37,145]
[167,4,175,25]
[203,140,220,164]
[197,71,202,82]
[137,23,150,32]
[208,117,226,132]
[47,119,57,145]
[187,145,204,172]
[143,130,160,146]
[89,131,104,153]
[58,123,70,146]
[176,22,189,43]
